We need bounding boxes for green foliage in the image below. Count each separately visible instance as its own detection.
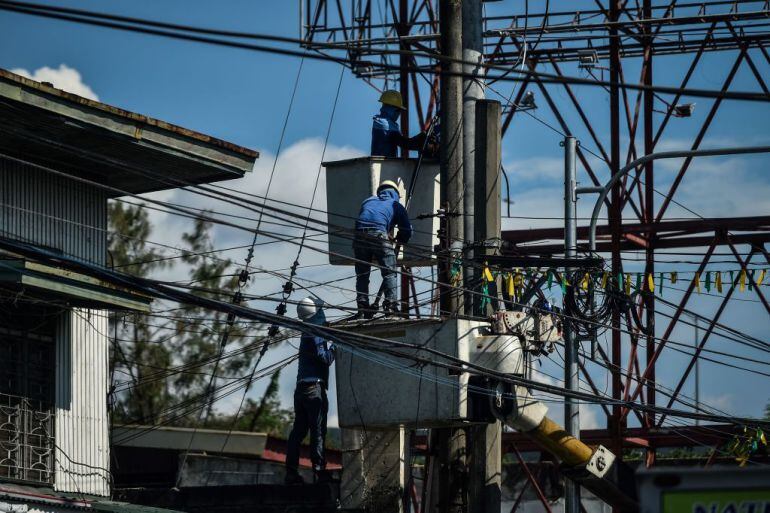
[108,203,280,431]
[207,370,293,436]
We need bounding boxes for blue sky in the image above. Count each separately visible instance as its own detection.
[2,1,769,429]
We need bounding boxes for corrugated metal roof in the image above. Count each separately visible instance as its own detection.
[0,484,185,513]
[0,68,258,195]
[0,69,257,160]
[112,425,267,458]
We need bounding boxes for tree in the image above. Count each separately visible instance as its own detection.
[170,216,254,424]
[108,201,172,424]
[108,204,283,431]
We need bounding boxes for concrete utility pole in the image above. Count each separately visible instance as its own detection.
[437,1,465,512]
[462,0,483,314]
[439,0,464,317]
[563,136,581,513]
[461,4,502,511]
[468,100,503,513]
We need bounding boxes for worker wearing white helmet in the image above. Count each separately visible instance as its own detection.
[353,180,413,318]
[285,297,336,485]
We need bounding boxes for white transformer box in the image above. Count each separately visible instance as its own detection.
[323,157,440,266]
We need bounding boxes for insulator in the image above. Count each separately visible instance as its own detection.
[283,281,294,294]
[276,303,287,316]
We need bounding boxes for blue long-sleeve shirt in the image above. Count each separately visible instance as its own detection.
[296,333,335,388]
[371,105,402,158]
[355,188,413,243]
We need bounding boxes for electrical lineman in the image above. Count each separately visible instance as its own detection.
[371,90,430,158]
[353,180,413,318]
[285,297,336,485]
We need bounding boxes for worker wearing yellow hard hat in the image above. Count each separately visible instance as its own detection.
[371,89,431,158]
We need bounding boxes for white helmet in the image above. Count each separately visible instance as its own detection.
[297,296,324,321]
[377,179,400,195]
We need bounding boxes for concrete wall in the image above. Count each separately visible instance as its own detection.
[54,309,110,496]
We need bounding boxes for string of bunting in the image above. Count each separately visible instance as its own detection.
[477,263,769,297]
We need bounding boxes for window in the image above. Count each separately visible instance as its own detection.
[0,305,56,485]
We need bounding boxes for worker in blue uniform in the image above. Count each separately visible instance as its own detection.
[285,297,336,485]
[353,180,413,318]
[371,90,428,158]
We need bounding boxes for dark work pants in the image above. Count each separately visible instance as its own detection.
[286,381,328,472]
[353,231,397,307]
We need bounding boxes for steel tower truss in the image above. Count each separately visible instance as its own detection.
[300,0,770,506]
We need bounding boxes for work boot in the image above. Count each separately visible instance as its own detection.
[356,300,373,320]
[284,469,305,485]
[382,301,398,318]
[313,466,332,484]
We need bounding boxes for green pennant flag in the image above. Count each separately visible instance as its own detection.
[561,275,568,295]
[705,271,711,292]
[659,273,664,294]
[635,273,642,292]
[749,270,755,291]
[480,281,491,310]
[730,270,735,285]
[617,272,623,291]
[547,269,554,289]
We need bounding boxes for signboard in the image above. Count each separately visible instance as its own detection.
[663,489,770,513]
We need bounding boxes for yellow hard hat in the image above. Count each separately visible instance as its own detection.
[379,90,406,110]
[377,179,400,194]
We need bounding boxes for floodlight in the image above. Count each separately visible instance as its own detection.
[578,49,599,69]
[520,91,537,111]
[673,103,696,117]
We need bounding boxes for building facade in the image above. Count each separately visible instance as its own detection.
[0,68,256,511]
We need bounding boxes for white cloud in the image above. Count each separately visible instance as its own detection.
[11,64,99,101]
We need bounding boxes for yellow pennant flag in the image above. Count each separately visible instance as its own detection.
[483,265,494,282]
[513,269,523,287]
[601,272,608,289]
[648,273,655,292]
[671,272,678,284]
[581,273,590,291]
[716,271,723,293]
[624,274,631,295]
[739,269,747,292]
[506,273,515,297]
[758,270,766,287]
[694,272,701,294]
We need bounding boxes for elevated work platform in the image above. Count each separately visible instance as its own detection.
[334,318,524,429]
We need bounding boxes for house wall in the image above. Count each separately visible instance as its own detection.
[55,309,110,496]
[0,157,108,265]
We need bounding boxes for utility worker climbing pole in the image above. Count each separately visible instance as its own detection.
[353,180,413,318]
[285,297,336,485]
[371,90,431,158]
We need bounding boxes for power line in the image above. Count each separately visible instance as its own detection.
[2,0,770,102]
